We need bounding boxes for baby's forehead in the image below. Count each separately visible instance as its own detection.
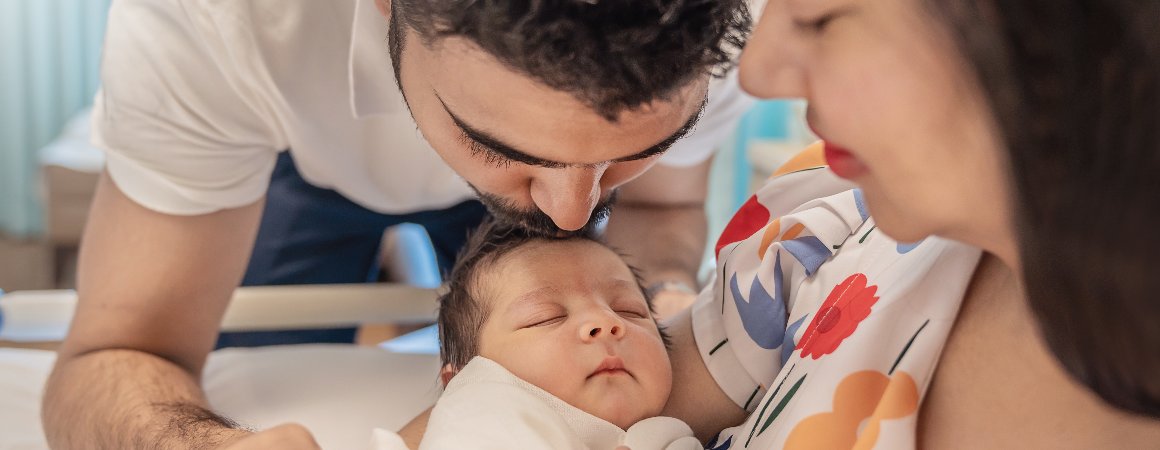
[485,239,629,276]
[489,279,647,321]
[474,238,643,300]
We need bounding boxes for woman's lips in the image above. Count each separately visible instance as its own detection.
[805,116,869,179]
[823,141,869,179]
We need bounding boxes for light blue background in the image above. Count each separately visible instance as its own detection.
[0,0,111,236]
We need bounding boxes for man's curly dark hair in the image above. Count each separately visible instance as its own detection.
[389,0,751,120]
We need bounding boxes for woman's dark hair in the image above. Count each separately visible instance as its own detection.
[437,219,664,371]
[389,0,750,120]
[925,0,1160,417]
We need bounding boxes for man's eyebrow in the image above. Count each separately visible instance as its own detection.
[438,95,707,169]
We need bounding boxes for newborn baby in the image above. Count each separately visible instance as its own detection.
[375,220,699,450]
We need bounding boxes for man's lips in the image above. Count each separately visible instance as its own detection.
[588,356,629,379]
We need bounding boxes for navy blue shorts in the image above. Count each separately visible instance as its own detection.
[215,152,486,348]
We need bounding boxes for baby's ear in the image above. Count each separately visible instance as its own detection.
[440,364,459,387]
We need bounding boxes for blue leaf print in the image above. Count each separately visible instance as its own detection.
[897,240,924,254]
[780,314,809,366]
[782,236,832,276]
[728,253,787,349]
[852,189,870,221]
[707,435,733,450]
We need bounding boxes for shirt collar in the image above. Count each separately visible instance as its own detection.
[348,0,406,118]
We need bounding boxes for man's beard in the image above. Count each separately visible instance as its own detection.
[469,185,617,237]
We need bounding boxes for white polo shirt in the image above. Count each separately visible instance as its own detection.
[93,0,754,216]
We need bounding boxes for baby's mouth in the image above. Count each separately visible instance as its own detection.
[588,356,630,379]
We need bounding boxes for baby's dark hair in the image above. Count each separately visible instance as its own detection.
[438,219,665,371]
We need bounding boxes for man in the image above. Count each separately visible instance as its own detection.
[42,0,752,448]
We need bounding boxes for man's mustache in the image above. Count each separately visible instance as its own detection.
[468,185,617,238]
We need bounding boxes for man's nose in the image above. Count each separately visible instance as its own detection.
[578,311,626,343]
[530,165,606,231]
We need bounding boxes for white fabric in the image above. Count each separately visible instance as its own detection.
[0,346,440,450]
[93,0,752,216]
[374,357,699,450]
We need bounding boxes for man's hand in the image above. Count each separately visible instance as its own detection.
[223,424,321,450]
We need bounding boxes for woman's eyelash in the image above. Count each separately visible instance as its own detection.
[796,13,837,33]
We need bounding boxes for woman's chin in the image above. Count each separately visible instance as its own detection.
[871,214,936,245]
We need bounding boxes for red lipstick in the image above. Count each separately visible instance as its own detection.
[823,141,868,179]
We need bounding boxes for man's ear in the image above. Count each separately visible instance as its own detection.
[440,364,458,387]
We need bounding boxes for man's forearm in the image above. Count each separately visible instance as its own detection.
[43,349,249,449]
[604,202,707,288]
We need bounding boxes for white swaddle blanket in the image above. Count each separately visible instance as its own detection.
[374,357,700,450]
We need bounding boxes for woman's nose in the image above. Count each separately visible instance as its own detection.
[579,312,626,343]
[738,4,807,99]
[529,165,605,231]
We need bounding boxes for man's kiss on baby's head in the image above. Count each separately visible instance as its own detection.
[437,219,673,429]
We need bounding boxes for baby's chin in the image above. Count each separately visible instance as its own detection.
[578,395,665,430]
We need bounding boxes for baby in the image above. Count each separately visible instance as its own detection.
[375,220,699,450]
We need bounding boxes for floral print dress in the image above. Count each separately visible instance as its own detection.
[694,142,982,449]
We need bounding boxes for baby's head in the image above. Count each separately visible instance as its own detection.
[437,220,672,429]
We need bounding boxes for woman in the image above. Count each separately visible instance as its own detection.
[660,0,1159,448]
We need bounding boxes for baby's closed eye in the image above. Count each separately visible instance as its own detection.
[615,308,649,319]
[517,304,568,328]
[522,314,566,328]
[611,298,651,319]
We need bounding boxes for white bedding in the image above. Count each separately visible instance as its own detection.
[0,345,440,450]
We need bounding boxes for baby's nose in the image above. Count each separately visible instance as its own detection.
[580,317,625,342]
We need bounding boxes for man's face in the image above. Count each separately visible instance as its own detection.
[392,24,709,234]
[476,239,672,429]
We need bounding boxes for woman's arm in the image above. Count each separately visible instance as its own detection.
[397,408,431,449]
[661,309,749,443]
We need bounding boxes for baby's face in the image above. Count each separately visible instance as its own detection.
[476,240,672,430]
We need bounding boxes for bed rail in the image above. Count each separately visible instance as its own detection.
[0,283,439,342]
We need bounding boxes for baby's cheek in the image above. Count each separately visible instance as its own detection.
[514,344,583,396]
[630,333,674,414]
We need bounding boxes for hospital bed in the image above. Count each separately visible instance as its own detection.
[0,284,444,450]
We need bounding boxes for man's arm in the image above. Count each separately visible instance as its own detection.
[41,173,313,448]
[604,159,711,317]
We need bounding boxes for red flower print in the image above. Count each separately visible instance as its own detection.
[715,195,771,257]
[796,273,879,359]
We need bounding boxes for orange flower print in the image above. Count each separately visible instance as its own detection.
[796,273,879,359]
[784,370,920,450]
